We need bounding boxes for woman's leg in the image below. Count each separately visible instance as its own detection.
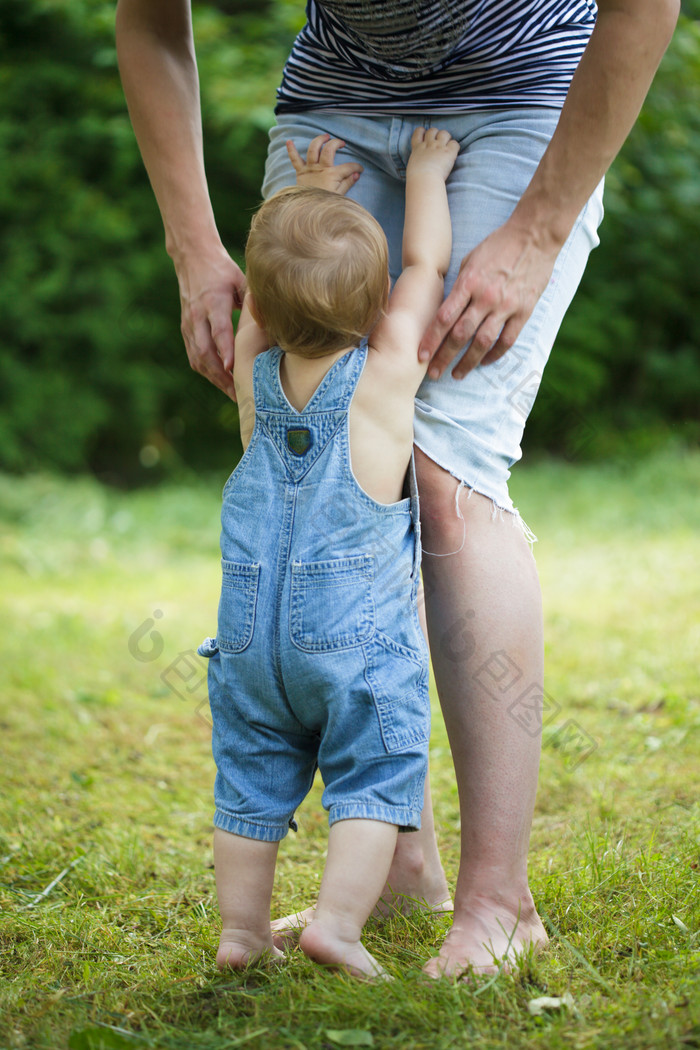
[410,109,602,975]
[416,453,548,975]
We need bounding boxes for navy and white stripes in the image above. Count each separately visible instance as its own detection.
[275,0,597,114]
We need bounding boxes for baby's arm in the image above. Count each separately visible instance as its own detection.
[286,135,363,195]
[402,128,457,296]
[373,128,458,386]
[232,296,268,448]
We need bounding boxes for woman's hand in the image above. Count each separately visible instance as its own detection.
[286,134,363,194]
[175,244,246,400]
[418,216,561,380]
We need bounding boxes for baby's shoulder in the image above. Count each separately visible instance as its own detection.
[358,317,426,404]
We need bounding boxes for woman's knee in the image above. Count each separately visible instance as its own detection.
[415,446,521,554]
[415,448,471,550]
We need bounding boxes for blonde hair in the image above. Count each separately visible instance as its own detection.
[245,186,389,358]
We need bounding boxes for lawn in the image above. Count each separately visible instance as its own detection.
[1,445,698,1050]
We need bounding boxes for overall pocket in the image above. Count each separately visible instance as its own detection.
[217,561,260,653]
[290,555,374,652]
[365,632,430,753]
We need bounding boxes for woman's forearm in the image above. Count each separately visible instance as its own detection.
[115,0,223,262]
[511,0,680,250]
[116,0,243,394]
[419,0,680,377]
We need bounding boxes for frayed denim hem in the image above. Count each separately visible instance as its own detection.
[416,446,538,555]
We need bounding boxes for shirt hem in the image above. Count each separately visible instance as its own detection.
[275,98,566,117]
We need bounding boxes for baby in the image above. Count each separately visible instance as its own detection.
[198,127,458,978]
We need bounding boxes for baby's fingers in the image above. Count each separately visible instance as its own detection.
[436,128,458,148]
[286,139,305,173]
[305,133,332,165]
[317,136,349,166]
[411,126,427,148]
[334,161,364,194]
[424,127,458,151]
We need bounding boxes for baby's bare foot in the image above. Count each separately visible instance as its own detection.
[299,921,389,979]
[217,929,284,971]
[272,836,452,943]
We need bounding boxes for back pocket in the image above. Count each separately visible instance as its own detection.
[290,555,374,652]
[217,561,260,653]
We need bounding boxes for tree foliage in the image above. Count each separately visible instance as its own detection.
[0,0,697,480]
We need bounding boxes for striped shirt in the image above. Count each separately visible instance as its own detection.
[275,0,597,114]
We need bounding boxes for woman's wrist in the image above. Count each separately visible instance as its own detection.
[507,186,579,257]
[165,218,228,269]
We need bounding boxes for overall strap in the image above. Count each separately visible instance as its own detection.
[252,344,368,483]
[300,341,368,414]
[251,347,288,412]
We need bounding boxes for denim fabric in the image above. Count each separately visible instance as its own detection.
[263,110,604,514]
[199,344,430,841]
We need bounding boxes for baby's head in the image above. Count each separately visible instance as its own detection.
[245,187,389,358]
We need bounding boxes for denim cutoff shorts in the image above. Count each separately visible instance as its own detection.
[263,110,604,516]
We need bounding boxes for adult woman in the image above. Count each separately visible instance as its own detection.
[116,0,679,976]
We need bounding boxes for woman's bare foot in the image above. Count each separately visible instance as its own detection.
[299,920,389,979]
[271,906,316,950]
[373,890,453,919]
[423,897,549,979]
[216,928,284,970]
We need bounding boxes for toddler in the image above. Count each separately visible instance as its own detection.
[198,127,458,978]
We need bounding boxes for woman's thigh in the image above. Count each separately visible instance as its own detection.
[263,112,409,281]
[416,109,604,511]
[263,110,604,512]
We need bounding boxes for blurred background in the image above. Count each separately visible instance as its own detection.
[1,0,699,487]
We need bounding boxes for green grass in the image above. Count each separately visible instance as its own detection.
[1,445,699,1050]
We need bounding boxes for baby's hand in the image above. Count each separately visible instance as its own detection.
[407,127,459,181]
[286,134,364,195]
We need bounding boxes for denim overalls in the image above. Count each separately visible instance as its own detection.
[199,343,430,842]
